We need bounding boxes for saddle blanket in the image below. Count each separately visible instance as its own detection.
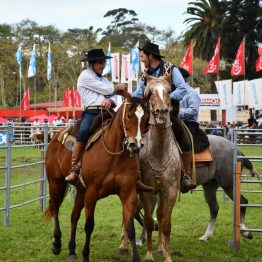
[194,147,213,164]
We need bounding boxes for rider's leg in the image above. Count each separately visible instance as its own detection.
[65,110,99,185]
[171,116,196,192]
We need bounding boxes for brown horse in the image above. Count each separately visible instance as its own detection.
[120,75,182,262]
[43,91,148,262]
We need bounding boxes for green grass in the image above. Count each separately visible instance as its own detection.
[0,145,261,261]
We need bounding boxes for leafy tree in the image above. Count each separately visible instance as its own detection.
[183,0,227,60]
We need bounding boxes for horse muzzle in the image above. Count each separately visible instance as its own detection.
[154,108,169,126]
[127,142,140,154]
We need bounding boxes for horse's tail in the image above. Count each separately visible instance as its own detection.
[240,151,260,179]
[42,184,69,222]
[42,201,53,222]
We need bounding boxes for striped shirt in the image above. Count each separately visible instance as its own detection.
[77,67,117,107]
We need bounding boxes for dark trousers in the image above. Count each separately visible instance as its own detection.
[76,109,100,143]
[170,115,191,152]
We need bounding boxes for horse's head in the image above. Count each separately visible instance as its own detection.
[120,91,148,154]
[144,74,172,127]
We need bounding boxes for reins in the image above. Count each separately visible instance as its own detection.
[101,100,131,155]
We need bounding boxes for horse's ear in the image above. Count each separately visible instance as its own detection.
[163,72,172,82]
[143,91,151,104]
[146,73,154,83]
[123,90,132,101]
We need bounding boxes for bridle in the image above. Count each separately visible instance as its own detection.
[101,99,133,155]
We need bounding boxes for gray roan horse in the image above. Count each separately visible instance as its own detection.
[134,134,256,244]
[120,74,182,262]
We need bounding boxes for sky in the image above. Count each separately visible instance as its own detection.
[0,0,192,37]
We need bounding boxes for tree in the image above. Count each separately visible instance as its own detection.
[183,0,227,61]
[221,0,262,79]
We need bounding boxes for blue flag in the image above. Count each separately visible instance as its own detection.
[15,46,22,78]
[131,41,139,80]
[102,42,111,76]
[28,44,36,77]
[47,42,52,81]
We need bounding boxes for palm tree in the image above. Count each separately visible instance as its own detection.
[183,0,227,61]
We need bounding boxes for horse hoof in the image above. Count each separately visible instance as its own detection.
[136,239,143,246]
[119,248,129,255]
[241,231,253,239]
[68,254,77,260]
[157,249,164,256]
[51,247,61,255]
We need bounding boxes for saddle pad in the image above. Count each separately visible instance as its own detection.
[85,125,108,150]
[194,147,213,164]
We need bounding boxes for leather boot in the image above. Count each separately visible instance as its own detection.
[65,141,86,185]
[136,172,154,192]
[181,151,196,192]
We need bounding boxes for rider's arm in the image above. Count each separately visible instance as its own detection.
[179,88,200,121]
[170,67,188,102]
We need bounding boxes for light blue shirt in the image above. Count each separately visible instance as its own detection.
[178,83,200,123]
[132,65,188,101]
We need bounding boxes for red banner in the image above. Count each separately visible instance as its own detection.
[63,89,69,107]
[204,38,220,74]
[180,42,193,74]
[255,44,262,72]
[63,88,81,107]
[20,88,30,110]
[231,39,245,77]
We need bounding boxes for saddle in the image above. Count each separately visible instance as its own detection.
[58,111,114,151]
[184,121,213,165]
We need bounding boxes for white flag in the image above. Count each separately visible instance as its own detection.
[111,53,120,83]
[247,78,262,109]
[103,42,111,76]
[121,54,130,83]
[47,42,52,81]
[215,79,232,109]
[28,44,36,77]
[130,41,139,80]
[233,80,248,106]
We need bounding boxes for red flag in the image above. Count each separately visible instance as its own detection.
[255,43,262,72]
[204,38,220,74]
[68,88,74,107]
[231,39,245,77]
[180,42,193,74]
[74,89,81,107]
[63,89,69,107]
[20,88,30,110]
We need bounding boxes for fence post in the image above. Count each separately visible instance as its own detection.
[4,123,12,227]
[234,162,241,251]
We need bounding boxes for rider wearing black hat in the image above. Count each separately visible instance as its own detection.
[133,42,196,192]
[66,48,153,192]
[65,49,124,184]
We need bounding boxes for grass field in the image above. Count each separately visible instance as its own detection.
[0,145,261,261]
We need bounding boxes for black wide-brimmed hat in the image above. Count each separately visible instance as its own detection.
[138,42,165,58]
[81,48,112,62]
[178,67,190,78]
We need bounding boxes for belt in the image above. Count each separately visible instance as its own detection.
[86,105,104,110]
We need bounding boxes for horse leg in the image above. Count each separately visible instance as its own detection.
[119,225,129,255]
[222,187,253,239]
[199,180,219,242]
[140,192,154,262]
[121,190,140,262]
[44,179,67,255]
[158,188,178,262]
[82,189,97,262]
[68,189,85,259]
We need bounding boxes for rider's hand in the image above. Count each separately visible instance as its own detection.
[101,99,113,109]
[114,83,127,95]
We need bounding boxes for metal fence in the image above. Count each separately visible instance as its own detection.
[230,129,262,251]
[0,124,56,226]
